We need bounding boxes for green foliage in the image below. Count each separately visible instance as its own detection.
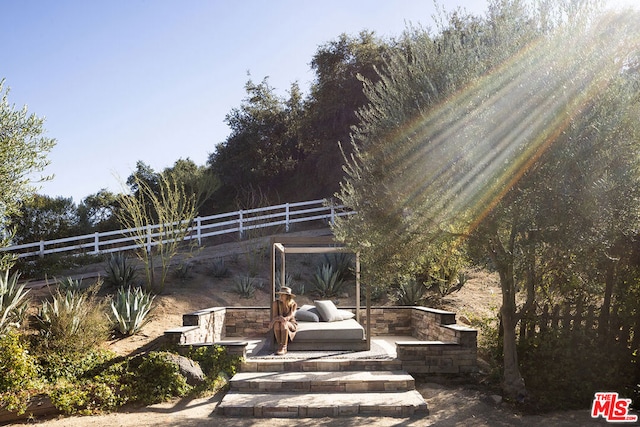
[10,194,80,244]
[233,275,261,298]
[186,345,241,378]
[37,348,114,384]
[0,79,56,267]
[209,258,230,278]
[128,352,191,405]
[117,173,197,293]
[173,260,193,280]
[13,253,102,281]
[0,269,30,334]
[110,286,155,336]
[393,278,427,306]
[0,331,40,414]
[104,252,137,288]
[49,378,123,415]
[36,285,110,354]
[57,276,85,292]
[310,264,344,298]
[323,252,353,281]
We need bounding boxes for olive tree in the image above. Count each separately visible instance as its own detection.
[334,0,640,400]
[0,79,56,268]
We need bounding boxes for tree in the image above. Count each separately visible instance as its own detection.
[78,189,121,232]
[299,32,389,197]
[117,174,197,293]
[11,195,79,244]
[162,158,219,215]
[208,78,304,207]
[334,0,640,400]
[0,80,56,267]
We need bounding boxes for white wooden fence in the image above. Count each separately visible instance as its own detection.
[1,199,353,260]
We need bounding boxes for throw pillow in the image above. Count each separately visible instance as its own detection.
[314,300,342,322]
[295,305,320,322]
[336,309,355,320]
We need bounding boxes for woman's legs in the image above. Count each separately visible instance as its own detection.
[273,321,289,355]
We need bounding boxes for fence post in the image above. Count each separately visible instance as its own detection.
[285,203,290,232]
[39,240,45,258]
[196,217,202,245]
[239,210,244,239]
[146,225,152,254]
[330,200,336,225]
[94,232,99,254]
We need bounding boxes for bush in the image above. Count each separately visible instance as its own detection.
[110,286,155,336]
[323,253,353,281]
[310,264,344,298]
[128,352,192,404]
[0,331,40,414]
[35,284,110,354]
[104,252,137,288]
[209,258,230,278]
[0,269,30,334]
[233,275,261,298]
[393,278,427,306]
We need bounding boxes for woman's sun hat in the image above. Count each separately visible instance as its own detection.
[276,286,295,296]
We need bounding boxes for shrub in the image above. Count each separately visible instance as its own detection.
[128,352,192,405]
[393,278,427,306]
[0,269,30,334]
[110,286,155,336]
[35,284,110,354]
[0,331,40,414]
[173,261,193,279]
[310,264,344,298]
[104,252,137,288]
[233,275,261,298]
[323,253,353,281]
[209,258,230,278]
[57,276,85,292]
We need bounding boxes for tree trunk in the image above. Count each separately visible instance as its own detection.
[488,232,527,401]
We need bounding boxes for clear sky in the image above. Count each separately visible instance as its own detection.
[2,0,632,204]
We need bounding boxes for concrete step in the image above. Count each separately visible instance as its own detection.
[217,390,428,418]
[229,370,416,393]
[241,358,402,372]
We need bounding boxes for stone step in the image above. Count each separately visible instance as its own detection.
[229,370,415,393]
[241,358,402,372]
[217,390,428,418]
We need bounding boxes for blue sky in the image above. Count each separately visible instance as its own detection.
[3,0,519,203]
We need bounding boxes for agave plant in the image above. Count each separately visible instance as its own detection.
[233,275,261,299]
[0,269,30,334]
[57,276,84,292]
[111,287,155,336]
[310,264,344,298]
[104,252,137,288]
[323,253,354,281]
[394,278,427,306]
[38,289,87,338]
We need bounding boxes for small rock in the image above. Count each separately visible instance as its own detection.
[490,394,503,405]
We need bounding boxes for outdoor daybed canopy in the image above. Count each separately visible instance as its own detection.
[270,235,371,350]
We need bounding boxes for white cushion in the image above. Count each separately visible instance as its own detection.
[336,309,355,320]
[314,300,341,322]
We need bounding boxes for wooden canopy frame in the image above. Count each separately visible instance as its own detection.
[270,235,371,349]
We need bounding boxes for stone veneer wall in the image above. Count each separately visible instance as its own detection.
[164,305,478,375]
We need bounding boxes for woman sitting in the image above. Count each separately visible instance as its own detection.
[270,286,297,355]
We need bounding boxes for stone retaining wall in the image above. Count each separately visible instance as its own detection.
[164,305,477,375]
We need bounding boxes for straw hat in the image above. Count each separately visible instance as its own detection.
[276,286,295,297]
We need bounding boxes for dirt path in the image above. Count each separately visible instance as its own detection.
[13,382,609,427]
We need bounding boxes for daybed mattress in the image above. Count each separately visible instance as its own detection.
[294,319,365,341]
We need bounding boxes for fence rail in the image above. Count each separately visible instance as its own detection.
[1,199,353,260]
